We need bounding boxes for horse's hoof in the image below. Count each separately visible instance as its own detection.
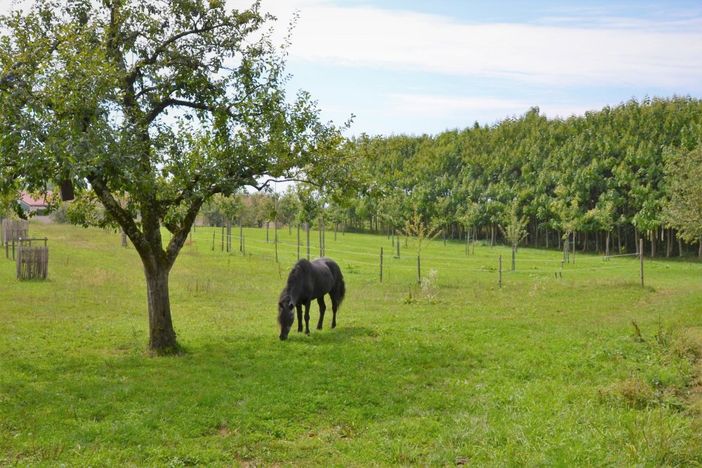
[316,325,323,330]
[332,323,336,329]
[305,331,310,335]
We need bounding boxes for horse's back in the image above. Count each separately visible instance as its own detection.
[313,257,345,303]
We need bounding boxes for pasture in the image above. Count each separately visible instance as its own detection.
[1,222,701,465]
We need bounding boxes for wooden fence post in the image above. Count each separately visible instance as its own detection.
[465,226,469,255]
[498,255,502,288]
[417,255,421,284]
[639,238,644,288]
[322,217,326,256]
[380,247,383,283]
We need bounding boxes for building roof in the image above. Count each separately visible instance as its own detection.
[20,192,51,208]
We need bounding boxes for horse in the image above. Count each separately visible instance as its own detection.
[277,257,346,340]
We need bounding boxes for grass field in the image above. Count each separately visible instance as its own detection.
[1,222,701,465]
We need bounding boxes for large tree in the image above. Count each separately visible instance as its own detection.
[0,0,347,353]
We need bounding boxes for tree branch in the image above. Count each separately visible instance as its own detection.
[145,98,222,125]
[87,173,148,254]
[165,196,204,268]
[126,21,230,86]
[251,177,319,192]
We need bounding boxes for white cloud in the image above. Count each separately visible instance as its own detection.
[388,94,529,117]
[252,0,702,90]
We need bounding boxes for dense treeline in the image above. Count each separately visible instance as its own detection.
[341,97,702,256]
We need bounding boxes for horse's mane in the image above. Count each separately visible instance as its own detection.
[281,259,313,302]
[287,259,313,283]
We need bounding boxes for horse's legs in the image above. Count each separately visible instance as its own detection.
[331,295,339,329]
[304,301,311,335]
[316,297,326,330]
[296,304,303,333]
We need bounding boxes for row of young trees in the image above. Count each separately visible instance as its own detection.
[337,97,702,257]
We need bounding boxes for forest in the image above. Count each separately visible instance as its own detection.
[199,96,702,258]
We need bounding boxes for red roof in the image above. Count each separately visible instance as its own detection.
[20,192,52,208]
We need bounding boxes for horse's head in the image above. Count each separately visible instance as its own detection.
[277,296,295,340]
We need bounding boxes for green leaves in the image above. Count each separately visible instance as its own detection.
[663,146,702,243]
[0,0,347,259]
[339,98,702,250]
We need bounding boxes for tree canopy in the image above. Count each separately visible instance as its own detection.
[338,98,702,255]
[0,0,349,353]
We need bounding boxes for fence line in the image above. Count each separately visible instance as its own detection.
[190,228,641,269]
[183,227,645,288]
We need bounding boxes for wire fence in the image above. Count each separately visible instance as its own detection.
[179,225,647,289]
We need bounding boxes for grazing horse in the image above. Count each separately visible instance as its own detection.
[278,257,346,340]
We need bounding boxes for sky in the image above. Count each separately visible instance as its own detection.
[256,0,702,136]
[2,0,701,137]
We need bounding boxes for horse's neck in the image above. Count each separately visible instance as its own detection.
[286,279,308,304]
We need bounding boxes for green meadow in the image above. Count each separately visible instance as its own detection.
[1,222,701,466]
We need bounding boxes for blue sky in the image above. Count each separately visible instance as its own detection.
[257,0,702,136]
[1,0,700,137]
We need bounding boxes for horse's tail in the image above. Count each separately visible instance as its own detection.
[325,258,345,307]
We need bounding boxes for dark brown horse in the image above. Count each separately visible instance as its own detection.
[277,257,345,340]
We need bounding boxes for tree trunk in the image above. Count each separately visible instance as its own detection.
[144,263,177,353]
[605,231,610,257]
